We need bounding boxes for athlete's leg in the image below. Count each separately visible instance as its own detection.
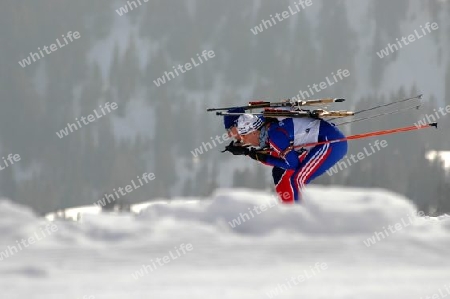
[291,121,348,202]
[272,147,309,203]
[272,166,295,203]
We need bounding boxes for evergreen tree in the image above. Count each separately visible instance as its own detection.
[315,0,357,96]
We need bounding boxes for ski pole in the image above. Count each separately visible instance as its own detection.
[327,94,423,122]
[335,104,421,126]
[293,122,437,149]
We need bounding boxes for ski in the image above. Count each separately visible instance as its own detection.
[207,97,345,112]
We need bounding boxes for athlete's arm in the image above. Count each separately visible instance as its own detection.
[264,130,300,170]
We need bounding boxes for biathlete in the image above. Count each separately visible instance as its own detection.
[224,113,348,203]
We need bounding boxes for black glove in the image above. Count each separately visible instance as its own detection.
[247,149,269,162]
[221,141,250,156]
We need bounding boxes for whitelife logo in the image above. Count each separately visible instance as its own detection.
[376,22,438,59]
[115,0,149,16]
[227,192,293,229]
[363,211,425,247]
[266,262,328,298]
[18,31,81,68]
[291,68,350,101]
[0,223,58,262]
[420,283,450,299]
[326,140,388,176]
[56,102,118,139]
[0,153,21,172]
[94,172,155,208]
[414,104,450,128]
[251,0,313,35]
[131,243,193,280]
[153,50,215,87]
[191,133,231,158]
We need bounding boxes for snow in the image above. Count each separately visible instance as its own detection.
[426,150,450,170]
[1,186,450,299]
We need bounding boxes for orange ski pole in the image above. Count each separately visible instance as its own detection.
[294,122,438,149]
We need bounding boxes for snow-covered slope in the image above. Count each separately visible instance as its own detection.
[1,187,449,299]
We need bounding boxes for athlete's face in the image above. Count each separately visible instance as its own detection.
[241,130,260,146]
[227,127,241,142]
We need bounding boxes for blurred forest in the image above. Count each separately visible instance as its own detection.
[0,0,449,215]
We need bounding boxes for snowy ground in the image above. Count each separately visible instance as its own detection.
[1,186,450,299]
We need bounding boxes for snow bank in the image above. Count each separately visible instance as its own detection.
[1,187,450,299]
[4,187,450,248]
[133,186,449,238]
